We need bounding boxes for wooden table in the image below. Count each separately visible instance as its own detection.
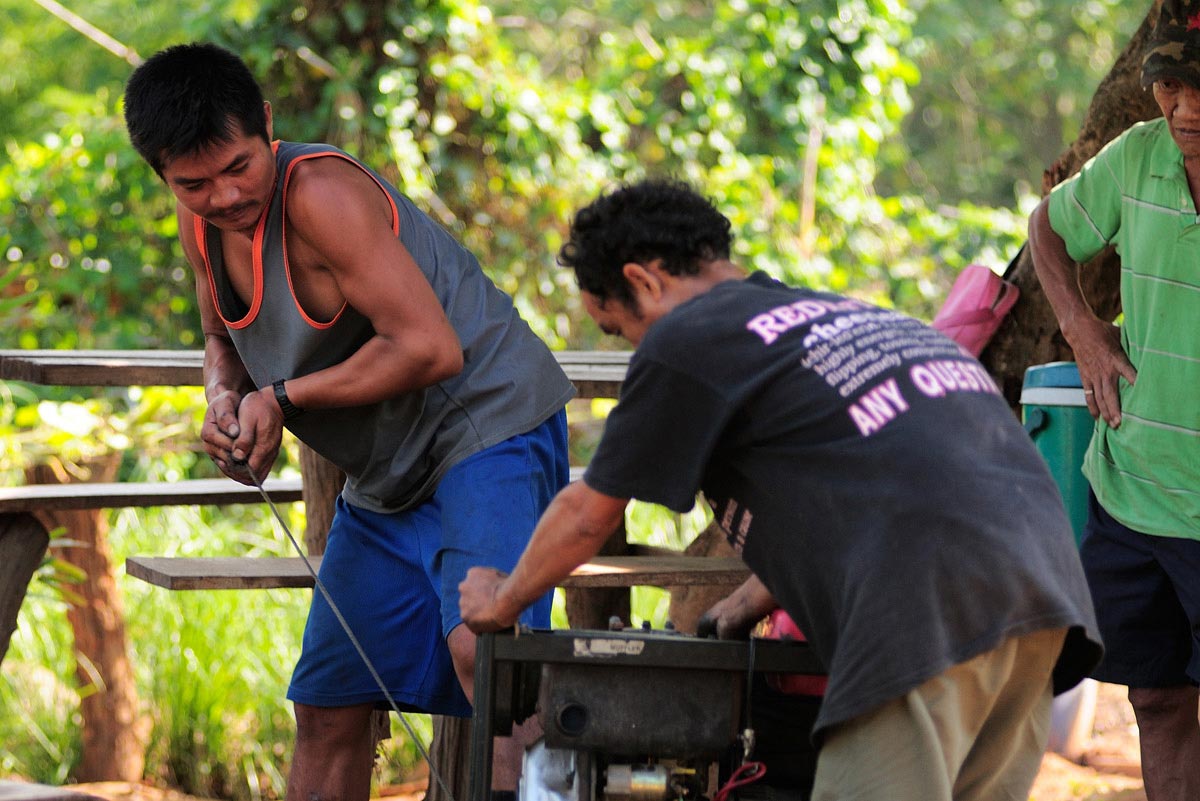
[0,349,630,399]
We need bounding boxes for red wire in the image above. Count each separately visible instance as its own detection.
[713,761,766,801]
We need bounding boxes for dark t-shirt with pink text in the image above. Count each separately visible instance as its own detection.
[584,271,1101,739]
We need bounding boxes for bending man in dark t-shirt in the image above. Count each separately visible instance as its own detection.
[459,178,1103,801]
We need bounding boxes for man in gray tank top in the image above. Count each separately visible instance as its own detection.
[124,42,575,801]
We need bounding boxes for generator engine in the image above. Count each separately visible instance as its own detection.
[469,626,825,801]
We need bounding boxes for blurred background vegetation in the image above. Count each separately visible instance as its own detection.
[1,0,1144,797]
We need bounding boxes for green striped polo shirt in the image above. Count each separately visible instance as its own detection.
[1048,118,1200,540]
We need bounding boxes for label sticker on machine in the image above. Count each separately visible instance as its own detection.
[573,637,646,657]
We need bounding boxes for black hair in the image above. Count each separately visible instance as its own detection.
[124,42,269,176]
[558,178,734,306]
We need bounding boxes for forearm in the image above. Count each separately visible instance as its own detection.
[1029,197,1135,426]
[492,483,626,623]
[1028,199,1096,342]
[203,333,254,402]
[280,332,463,411]
[729,574,778,621]
[698,574,778,639]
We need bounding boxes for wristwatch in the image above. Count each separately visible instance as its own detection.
[272,379,304,423]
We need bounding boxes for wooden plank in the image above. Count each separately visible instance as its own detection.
[0,350,199,387]
[126,556,323,590]
[125,554,750,591]
[0,782,103,801]
[0,349,629,398]
[564,556,750,588]
[0,477,303,513]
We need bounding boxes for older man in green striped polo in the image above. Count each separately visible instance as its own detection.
[1029,1,1200,797]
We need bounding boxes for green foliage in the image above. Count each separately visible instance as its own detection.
[0,96,196,350]
[879,0,1145,208]
[0,592,83,784]
[133,579,301,798]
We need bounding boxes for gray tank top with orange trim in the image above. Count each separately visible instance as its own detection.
[200,141,575,513]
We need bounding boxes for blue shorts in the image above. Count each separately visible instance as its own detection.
[287,410,568,715]
[1079,489,1200,688]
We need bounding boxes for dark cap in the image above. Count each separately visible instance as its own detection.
[1143,0,1200,87]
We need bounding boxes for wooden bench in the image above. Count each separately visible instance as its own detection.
[0,781,103,801]
[125,551,751,591]
[119,467,750,592]
[0,349,629,400]
[0,347,668,790]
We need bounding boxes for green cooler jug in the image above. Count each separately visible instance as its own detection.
[1020,361,1094,545]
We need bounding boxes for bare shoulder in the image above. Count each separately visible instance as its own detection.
[284,155,392,231]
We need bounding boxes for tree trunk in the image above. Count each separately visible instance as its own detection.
[981,0,1163,403]
[26,458,148,783]
[425,716,473,801]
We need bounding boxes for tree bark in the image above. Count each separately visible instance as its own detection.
[26,458,148,783]
[425,717,473,801]
[981,0,1163,404]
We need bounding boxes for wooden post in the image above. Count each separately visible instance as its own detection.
[564,523,631,629]
[666,521,738,634]
[0,512,49,664]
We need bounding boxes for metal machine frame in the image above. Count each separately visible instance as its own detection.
[468,628,825,801]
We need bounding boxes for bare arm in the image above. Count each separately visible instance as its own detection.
[696,574,777,640]
[1028,197,1136,427]
[459,481,630,633]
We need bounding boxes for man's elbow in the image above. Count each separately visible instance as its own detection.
[398,326,463,385]
[430,339,464,383]
[1028,197,1051,245]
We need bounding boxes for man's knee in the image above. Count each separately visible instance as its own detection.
[447,624,478,700]
[293,702,376,746]
[1127,686,1200,721]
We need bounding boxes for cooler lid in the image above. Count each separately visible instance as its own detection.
[1022,361,1081,390]
[1021,361,1085,407]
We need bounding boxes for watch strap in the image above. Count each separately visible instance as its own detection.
[272,379,303,422]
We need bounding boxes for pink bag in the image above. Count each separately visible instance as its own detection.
[932,263,1019,357]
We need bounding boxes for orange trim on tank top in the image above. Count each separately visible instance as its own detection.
[195,141,280,330]
[195,213,264,331]
[278,150,400,330]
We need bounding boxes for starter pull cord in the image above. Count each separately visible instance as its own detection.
[236,460,458,801]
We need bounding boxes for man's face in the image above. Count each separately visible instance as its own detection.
[1153,78,1200,161]
[581,290,652,346]
[160,119,276,235]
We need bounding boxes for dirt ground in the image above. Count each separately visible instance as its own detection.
[41,682,1146,801]
[1029,681,1145,801]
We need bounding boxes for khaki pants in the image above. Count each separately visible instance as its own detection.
[811,627,1066,801]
